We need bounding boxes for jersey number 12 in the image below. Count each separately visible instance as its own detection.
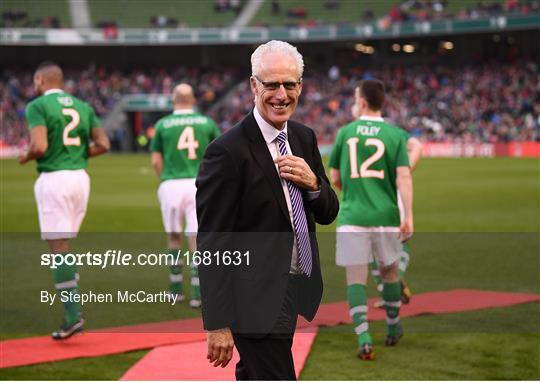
[346,137,385,179]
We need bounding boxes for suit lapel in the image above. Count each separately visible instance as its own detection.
[243,112,291,225]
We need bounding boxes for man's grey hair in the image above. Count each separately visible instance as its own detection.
[251,40,304,79]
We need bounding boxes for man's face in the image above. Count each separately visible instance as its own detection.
[250,53,302,130]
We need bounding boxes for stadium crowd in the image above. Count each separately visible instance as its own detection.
[0,66,242,147]
[212,61,540,143]
[257,0,540,27]
[1,61,539,148]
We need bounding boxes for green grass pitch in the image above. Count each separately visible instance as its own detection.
[0,155,539,379]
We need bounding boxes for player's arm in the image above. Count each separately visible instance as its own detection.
[330,168,342,191]
[151,152,163,178]
[407,137,423,173]
[396,166,413,241]
[88,127,110,157]
[19,126,48,164]
[328,128,343,192]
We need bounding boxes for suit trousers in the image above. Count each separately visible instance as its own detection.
[232,275,303,380]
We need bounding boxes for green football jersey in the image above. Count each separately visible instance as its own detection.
[150,110,221,181]
[25,90,101,173]
[329,116,409,227]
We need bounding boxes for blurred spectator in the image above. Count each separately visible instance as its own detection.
[362,8,375,21]
[271,0,281,15]
[1,10,62,28]
[287,7,307,18]
[325,0,340,10]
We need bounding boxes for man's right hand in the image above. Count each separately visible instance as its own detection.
[400,217,414,242]
[207,327,234,368]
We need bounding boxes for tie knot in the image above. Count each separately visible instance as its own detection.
[276,131,287,144]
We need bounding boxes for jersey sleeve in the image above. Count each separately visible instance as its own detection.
[89,105,102,129]
[396,131,410,167]
[25,101,46,129]
[328,128,344,169]
[150,123,162,153]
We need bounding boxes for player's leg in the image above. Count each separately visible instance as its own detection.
[397,193,412,304]
[186,235,200,308]
[48,238,84,340]
[35,170,88,340]
[337,227,374,360]
[379,261,403,345]
[370,254,385,309]
[167,232,185,302]
[184,178,200,308]
[374,228,404,346]
[158,181,185,302]
[399,242,412,304]
[370,257,384,294]
[345,264,374,359]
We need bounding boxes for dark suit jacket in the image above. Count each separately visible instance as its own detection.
[196,110,339,335]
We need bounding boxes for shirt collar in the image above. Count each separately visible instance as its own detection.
[253,106,288,144]
[173,109,194,115]
[44,89,63,95]
[359,115,384,122]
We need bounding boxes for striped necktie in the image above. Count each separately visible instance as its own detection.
[276,131,312,277]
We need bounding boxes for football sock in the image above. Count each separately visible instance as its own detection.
[347,283,372,346]
[370,260,384,293]
[399,243,410,279]
[382,281,402,336]
[53,255,81,326]
[168,248,183,295]
[190,263,200,300]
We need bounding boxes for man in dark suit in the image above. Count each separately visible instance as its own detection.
[196,40,339,380]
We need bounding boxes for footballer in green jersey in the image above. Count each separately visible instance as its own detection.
[150,83,220,308]
[19,62,110,340]
[329,79,413,360]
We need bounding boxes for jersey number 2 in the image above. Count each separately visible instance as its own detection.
[346,137,385,179]
[177,126,199,160]
[62,109,81,146]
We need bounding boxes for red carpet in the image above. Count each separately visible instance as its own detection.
[120,329,318,380]
[0,319,205,369]
[1,289,538,369]
[300,289,540,328]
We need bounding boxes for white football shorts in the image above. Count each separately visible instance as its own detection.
[157,178,197,235]
[34,169,90,240]
[336,225,402,267]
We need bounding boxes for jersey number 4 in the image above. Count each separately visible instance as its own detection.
[346,137,385,179]
[177,126,199,160]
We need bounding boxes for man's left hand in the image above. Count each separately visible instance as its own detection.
[18,152,29,165]
[276,155,319,191]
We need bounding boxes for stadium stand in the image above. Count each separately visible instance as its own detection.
[249,0,539,27]
[0,0,70,28]
[5,0,537,29]
[2,61,538,148]
[0,66,242,147]
[87,0,243,28]
[212,61,540,143]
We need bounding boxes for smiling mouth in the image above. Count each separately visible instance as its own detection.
[271,103,289,110]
